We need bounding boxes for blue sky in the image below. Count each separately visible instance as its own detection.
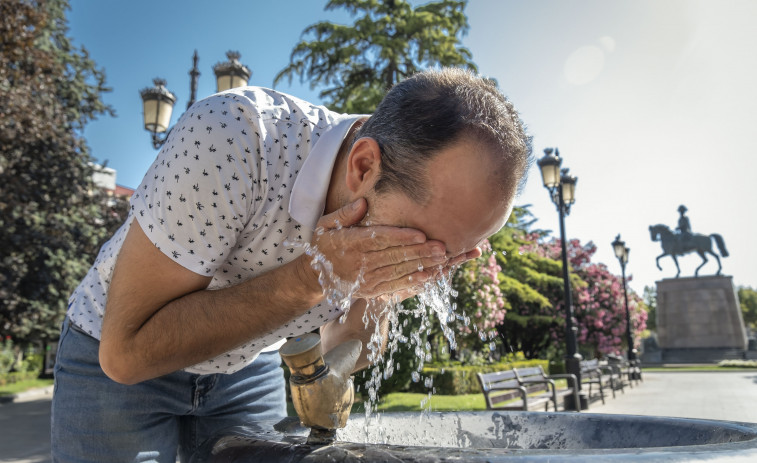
[68,0,757,295]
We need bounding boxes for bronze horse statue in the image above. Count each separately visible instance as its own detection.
[649,224,729,278]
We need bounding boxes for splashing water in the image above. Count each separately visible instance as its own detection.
[358,269,466,436]
[285,232,470,439]
[284,229,362,319]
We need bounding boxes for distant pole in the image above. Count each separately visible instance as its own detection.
[557,184,578,362]
[612,235,636,363]
[187,50,200,110]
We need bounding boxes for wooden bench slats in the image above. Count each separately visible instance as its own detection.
[477,365,580,412]
[580,358,614,404]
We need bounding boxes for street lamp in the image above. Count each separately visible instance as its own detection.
[213,51,252,92]
[537,147,586,410]
[611,234,636,365]
[139,78,177,149]
[140,50,251,149]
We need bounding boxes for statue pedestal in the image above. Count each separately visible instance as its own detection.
[656,276,747,362]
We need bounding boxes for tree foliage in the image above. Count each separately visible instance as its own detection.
[0,0,113,342]
[274,0,477,113]
[642,285,656,332]
[449,206,648,362]
[738,286,757,331]
[516,236,648,360]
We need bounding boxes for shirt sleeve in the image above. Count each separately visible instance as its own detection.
[130,93,262,276]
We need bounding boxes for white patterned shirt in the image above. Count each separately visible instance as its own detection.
[67,87,364,374]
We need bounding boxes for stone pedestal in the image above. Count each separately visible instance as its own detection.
[656,276,747,351]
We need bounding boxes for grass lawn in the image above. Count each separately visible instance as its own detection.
[347,393,487,413]
[0,378,54,396]
[372,393,487,412]
[643,366,757,372]
[287,393,487,416]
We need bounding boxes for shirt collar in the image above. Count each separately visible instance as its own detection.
[289,114,366,230]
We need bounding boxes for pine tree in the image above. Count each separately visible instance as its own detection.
[275,0,476,113]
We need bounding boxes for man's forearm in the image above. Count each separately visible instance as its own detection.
[101,255,322,384]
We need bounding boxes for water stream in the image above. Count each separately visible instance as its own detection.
[285,230,497,443]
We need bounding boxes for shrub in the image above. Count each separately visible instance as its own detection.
[717,360,757,368]
[411,358,550,395]
[17,351,43,375]
[0,337,15,374]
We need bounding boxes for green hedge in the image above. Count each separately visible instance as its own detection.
[0,351,44,386]
[410,359,550,395]
[0,370,41,387]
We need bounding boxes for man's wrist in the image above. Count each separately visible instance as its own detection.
[293,254,324,307]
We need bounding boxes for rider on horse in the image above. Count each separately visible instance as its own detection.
[676,205,692,245]
[650,205,728,278]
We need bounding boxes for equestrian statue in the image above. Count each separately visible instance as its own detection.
[649,205,729,278]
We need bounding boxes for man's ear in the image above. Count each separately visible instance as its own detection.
[345,137,382,195]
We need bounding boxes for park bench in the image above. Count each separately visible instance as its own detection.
[476,367,580,412]
[513,366,580,412]
[598,359,627,394]
[477,369,554,411]
[580,358,616,404]
[606,354,643,386]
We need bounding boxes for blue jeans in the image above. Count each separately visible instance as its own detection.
[51,317,287,463]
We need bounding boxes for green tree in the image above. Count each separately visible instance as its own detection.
[274,0,476,113]
[449,206,558,360]
[0,0,113,343]
[642,286,657,332]
[738,286,757,331]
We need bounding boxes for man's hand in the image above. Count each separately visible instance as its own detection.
[306,198,450,299]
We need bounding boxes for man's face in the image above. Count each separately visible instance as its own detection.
[364,137,516,260]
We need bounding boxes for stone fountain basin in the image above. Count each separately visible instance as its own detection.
[190,411,757,462]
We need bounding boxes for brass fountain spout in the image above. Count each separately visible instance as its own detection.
[280,333,362,445]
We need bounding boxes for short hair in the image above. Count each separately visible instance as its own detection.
[354,67,533,203]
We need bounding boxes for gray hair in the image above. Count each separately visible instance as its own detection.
[355,67,532,203]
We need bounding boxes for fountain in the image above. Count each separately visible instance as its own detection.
[189,411,757,462]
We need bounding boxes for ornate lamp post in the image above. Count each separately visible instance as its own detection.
[140,50,251,149]
[213,51,252,92]
[537,147,586,410]
[611,234,636,364]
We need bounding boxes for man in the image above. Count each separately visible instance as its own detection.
[676,204,692,246]
[52,68,531,462]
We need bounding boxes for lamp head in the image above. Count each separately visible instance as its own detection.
[213,50,252,92]
[140,78,176,134]
[537,147,562,189]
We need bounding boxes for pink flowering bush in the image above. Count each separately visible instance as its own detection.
[452,204,648,361]
[526,238,648,358]
[447,206,648,362]
[453,240,507,346]
[452,217,556,358]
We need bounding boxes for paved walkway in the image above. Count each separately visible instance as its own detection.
[0,390,52,463]
[1,370,756,462]
[585,370,757,423]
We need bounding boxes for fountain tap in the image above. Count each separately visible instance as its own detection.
[280,333,362,445]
